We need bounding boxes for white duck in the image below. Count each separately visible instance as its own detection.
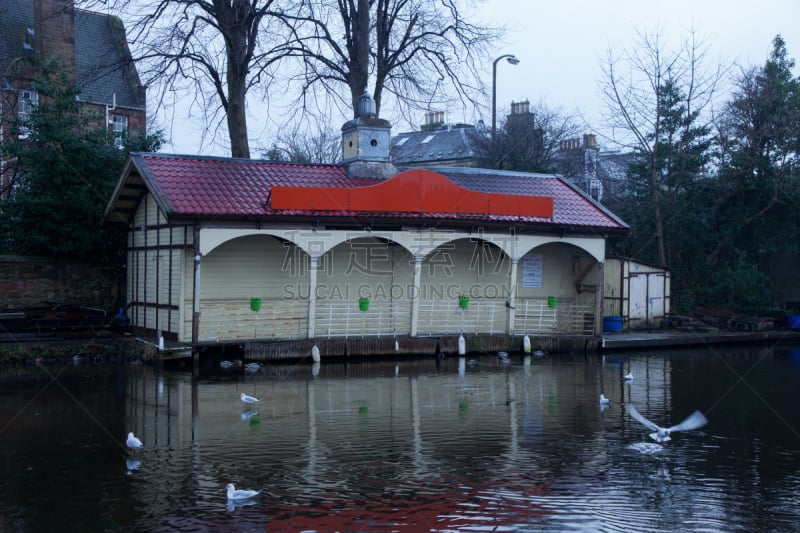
[240,392,260,405]
[126,431,143,450]
[627,404,708,443]
[226,483,260,501]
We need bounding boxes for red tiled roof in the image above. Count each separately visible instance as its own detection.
[112,153,627,232]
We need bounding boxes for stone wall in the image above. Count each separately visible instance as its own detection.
[0,255,121,312]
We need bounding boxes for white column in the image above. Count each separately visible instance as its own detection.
[307,255,319,339]
[507,258,519,334]
[595,261,605,335]
[410,255,423,337]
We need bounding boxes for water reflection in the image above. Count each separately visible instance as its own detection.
[1,345,800,531]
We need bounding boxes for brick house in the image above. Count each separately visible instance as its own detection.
[0,0,146,196]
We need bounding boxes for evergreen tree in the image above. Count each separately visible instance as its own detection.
[0,58,162,263]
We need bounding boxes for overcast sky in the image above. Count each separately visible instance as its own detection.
[161,0,800,156]
[475,0,800,142]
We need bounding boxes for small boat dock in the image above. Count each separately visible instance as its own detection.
[600,328,800,350]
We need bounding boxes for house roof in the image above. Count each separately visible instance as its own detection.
[391,125,484,166]
[0,0,144,109]
[104,153,628,234]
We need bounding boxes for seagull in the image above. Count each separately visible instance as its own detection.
[226,483,260,501]
[220,360,234,369]
[126,431,143,450]
[467,359,479,367]
[244,362,260,372]
[240,392,260,405]
[627,404,708,443]
[599,394,611,406]
[624,372,633,381]
[533,350,545,358]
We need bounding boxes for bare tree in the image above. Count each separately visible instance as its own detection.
[600,28,722,267]
[116,0,291,158]
[282,0,500,119]
[474,100,581,173]
[261,125,341,164]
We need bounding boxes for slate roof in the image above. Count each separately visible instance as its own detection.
[106,153,628,234]
[391,125,484,166]
[0,0,144,109]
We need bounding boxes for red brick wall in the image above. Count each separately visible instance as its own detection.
[0,255,120,312]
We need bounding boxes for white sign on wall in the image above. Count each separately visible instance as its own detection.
[522,253,543,288]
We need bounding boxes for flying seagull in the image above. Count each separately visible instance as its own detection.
[600,394,611,405]
[627,404,708,443]
[226,483,260,501]
[240,392,260,405]
[126,432,143,450]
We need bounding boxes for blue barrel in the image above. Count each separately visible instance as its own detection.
[603,316,623,332]
[788,315,800,330]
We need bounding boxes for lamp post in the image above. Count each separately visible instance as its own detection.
[492,54,520,140]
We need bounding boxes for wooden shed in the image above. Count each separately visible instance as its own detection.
[603,257,671,330]
[103,99,628,351]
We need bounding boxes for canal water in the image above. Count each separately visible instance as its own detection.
[2,343,800,532]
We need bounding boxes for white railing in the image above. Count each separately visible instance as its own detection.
[513,299,595,336]
[416,298,507,336]
[197,297,595,342]
[315,299,412,338]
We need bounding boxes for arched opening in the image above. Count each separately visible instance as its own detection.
[198,234,309,341]
[417,238,511,335]
[513,242,599,336]
[314,236,414,337]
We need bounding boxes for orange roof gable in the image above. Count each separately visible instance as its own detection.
[271,168,553,218]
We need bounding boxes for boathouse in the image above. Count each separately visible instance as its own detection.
[104,96,628,355]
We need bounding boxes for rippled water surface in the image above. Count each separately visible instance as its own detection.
[2,343,800,532]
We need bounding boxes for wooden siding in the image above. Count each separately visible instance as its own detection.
[197,298,308,342]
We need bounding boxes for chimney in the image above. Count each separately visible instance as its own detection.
[341,91,397,179]
[510,100,530,115]
[33,0,76,83]
[421,110,444,131]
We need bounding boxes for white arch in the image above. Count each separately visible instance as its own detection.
[198,227,605,263]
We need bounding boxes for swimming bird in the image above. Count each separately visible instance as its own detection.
[626,404,708,443]
[467,359,479,368]
[126,431,143,450]
[624,372,633,381]
[599,394,611,406]
[533,350,545,358]
[240,392,260,405]
[226,483,260,501]
[220,360,234,369]
[244,362,260,372]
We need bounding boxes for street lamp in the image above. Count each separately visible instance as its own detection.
[492,54,520,140]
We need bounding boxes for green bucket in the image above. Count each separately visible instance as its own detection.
[358,298,370,312]
[250,298,262,312]
[458,296,470,310]
[547,296,558,309]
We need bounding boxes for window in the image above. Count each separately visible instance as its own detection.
[17,89,38,139]
[112,115,128,148]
